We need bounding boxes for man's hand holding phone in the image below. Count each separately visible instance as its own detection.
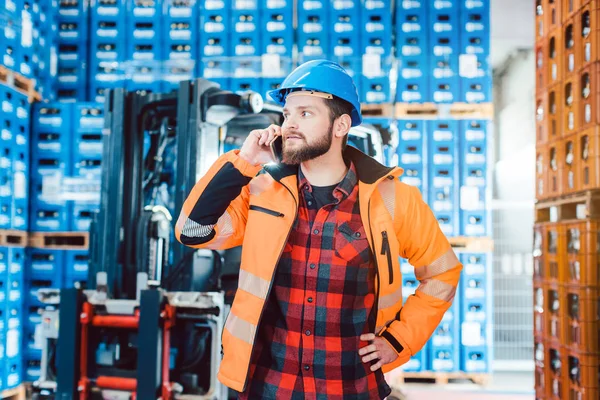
[239,124,282,166]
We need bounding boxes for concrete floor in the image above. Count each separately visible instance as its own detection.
[389,371,535,400]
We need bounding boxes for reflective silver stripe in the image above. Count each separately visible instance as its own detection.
[249,174,272,196]
[378,179,396,220]
[378,285,403,310]
[415,248,460,281]
[216,210,234,237]
[182,218,215,238]
[238,270,270,300]
[418,279,456,302]
[225,314,256,345]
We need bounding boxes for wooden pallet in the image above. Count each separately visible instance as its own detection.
[395,102,494,119]
[1,385,26,400]
[448,236,494,252]
[0,230,28,247]
[393,371,491,386]
[361,103,394,118]
[0,65,41,103]
[535,190,600,223]
[28,231,90,250]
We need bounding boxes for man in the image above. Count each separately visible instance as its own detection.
[176,60,462,399]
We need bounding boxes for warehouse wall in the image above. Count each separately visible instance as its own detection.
[491,49,536,370]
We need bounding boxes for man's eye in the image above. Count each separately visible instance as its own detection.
[302,111,311,117]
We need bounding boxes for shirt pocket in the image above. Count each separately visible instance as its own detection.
[334,221,372,266]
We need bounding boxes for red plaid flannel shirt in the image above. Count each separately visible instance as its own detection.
[239,162,392,400]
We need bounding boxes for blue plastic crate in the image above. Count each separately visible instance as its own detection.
[88,80,125,105]
[57,0,86,19]
[400,165,426,194]
[429,345,459,372]
[0,246,9,280]
[0,0,22,18]
[26,248,63,280]
[0,173,10,204]
[430,77,460,103]
[127,40,162,62]
[461,209,488,236]
[361,76,391,104]
[461,345,492,373]
[63,273,87,289]
[396,60,429,103]
[461,2,490,35]
[396,6,426,36]
[430,299,460,349]
[26,275,62,308]
[16,45,34,78]
[461,76,492,103]
[24,326,42,363]
[30,153,70,191]
[6,245,24,298]
[431,209,459,237]
[72,154,102,179]
[330,35,360,59]
[361,8,392,56]
[73,102,104,131]
[24,358,40,383]
[231,77,262,95]
[0,201,10,229]
[128,0,162,23]
[29,201,70,232]
[165,35,197,63]
[4,357,22,389]
[232,9,260,33]
[232,33,261,56]
[402,275,418,298]
[200,32,230,57]
[402,343,428,372]
[10,198,27,230]
[24,309,42,344]
[64,250,89,280]
[71,203,99,232]
[231,58,262,77]
[263,33,293,57]
[126,67,163,94]
[162,60,196,92]
[57,19,87,43]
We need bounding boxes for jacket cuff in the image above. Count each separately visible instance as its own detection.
[378,323,412,361]
[230,150,262,178]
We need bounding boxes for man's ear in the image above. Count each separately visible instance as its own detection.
[334,114,352,139]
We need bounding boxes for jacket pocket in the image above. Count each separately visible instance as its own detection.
[335,221,371,265]
[380,231,394,284]
[249,205,284,217]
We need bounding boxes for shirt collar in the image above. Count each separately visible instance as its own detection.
[298,161,358,201]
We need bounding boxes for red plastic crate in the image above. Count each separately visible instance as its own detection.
[547,283,566,343]
[563,15,581,77]
[546,343,567,399]
[579,126,600,190]
[538,41,548,96]
[563,285,599,354]
[562,135,581,193]
[538,94,549,145]
[565,350,599,399]
[535,282,547,337]
[545,223,567,283]
[535,224,546,282]
[579,63,600,129]
[548,84,563,143]
[580,2,600,68]
[547,29,564,87]
[538,145,550,199]
[537,0,546,42]
[565,220,600,286]
[564,74,581,136]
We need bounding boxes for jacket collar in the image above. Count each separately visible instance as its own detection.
[263,146,402,185]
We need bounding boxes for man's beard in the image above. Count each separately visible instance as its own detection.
[282,124,333,165]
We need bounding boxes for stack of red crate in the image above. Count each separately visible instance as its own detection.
[535,3,600,400]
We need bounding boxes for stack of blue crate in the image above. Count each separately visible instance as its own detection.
[396,120,427,198]
[459,252,493,374]
[260,0,293,100]
[0,245,25,391]
[230,0,261,94]
[459,120,489,237]
[30,102,103,233]
[126,0,162,94]
[0,83,30,232]
[399,259,429,372]
[428,120,459,237]
[428,282,460,372]
[395,0,491,104]
[31,0,59,100]
[0,0,35,80]
[23,248,89,381]
[56,0,88,101]
[162,0,197,92]
[197,0,230,89]
[88,0,127,103]
[295,0,392,104]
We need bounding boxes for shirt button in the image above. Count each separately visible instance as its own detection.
[305,330,311,336]
[354,232,361,238]
[307,201,312,206]
[304,365,310,371]
[310,264,316,269]
[313,229,319,235]
[307,297,313,303]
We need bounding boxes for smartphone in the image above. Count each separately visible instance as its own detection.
[270,135,283,163]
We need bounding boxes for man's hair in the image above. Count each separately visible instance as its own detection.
[326,96,355,150]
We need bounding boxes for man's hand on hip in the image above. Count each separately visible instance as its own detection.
[358,333,399,372]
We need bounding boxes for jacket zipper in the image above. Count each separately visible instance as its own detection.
[249,205,285,217]
[380,231,394,285]
[242,184,297,391]
[368,199,381,334]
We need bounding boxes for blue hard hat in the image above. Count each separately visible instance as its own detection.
[267,60,363,127]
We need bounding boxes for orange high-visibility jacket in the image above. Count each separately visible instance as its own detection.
[175,147,462,393]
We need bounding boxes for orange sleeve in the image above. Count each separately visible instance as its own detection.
[384,184,463,357]
[175,150,262,250]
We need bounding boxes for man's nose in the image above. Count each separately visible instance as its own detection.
[283,116,299,130]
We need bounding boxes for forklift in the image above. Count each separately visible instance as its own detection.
[30,78,401,399]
